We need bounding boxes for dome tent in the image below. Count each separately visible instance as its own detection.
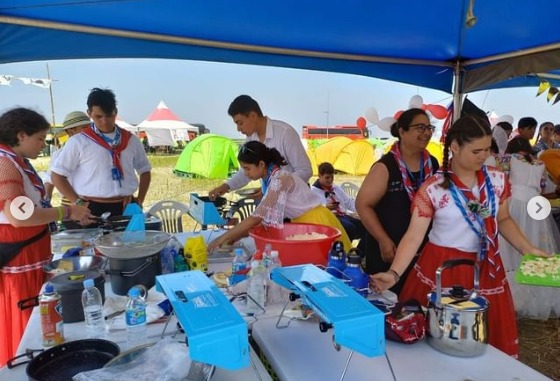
[174,134,239,179]
[306,137,378,176]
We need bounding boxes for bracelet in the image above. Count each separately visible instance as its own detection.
[388,269,401,284]
[74,198,85,206]
[56,206,64,221]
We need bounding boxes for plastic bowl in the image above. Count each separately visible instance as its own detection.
[249,223,341,266]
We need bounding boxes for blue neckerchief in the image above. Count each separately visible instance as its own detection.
[261,164,279,195]
[449,166,496,261]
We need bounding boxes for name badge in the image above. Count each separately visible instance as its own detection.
[111,167,121,181]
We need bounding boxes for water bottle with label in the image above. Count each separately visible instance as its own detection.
[342,249,369,297]
[230,248,248,285]
[262,243,273,268]
[81,279,106,339]
[126,287,147,349]
[266,250,286,304]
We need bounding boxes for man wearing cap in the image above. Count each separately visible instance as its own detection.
[51,88,151,219]
[43,111,90,203]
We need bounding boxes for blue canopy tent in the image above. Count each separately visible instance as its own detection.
[2,0,560,108]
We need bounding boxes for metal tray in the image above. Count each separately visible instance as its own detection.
[94,230,172,259]
[514,254,560,287]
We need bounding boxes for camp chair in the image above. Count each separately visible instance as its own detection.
[229,197,259,222]
[340,182,360,198]
[147,200,190,233]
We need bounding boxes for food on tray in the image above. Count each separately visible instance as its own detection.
[286,232,328,240]
[519,256,560,278]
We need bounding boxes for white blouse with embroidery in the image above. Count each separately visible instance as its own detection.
[253,169,322,228]
[415,169,509,253]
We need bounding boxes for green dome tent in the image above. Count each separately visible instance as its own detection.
[174,134,239,179]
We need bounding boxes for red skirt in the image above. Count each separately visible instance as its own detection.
[0,224,50,367]
[400,241,519,357]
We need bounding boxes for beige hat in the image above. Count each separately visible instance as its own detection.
[62,111,90,130]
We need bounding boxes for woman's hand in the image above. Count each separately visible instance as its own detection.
[370,272,397,293]
[523,247,552,258]
[207,235,231,254]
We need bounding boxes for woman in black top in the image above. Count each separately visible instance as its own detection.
[356,108,439,295]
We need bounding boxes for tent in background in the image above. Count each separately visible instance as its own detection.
[174,134,239,179]
[307,137,378,176]
[138,101,199,146]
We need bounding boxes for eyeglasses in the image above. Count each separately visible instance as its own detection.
[239,144,256,155]
[409,124,436,134]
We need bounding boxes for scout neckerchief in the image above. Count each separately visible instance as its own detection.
[82,123,132,186]
[312,179,345,216]
[261,164,280,195]
[0,145,58,231]
[389,142,433,204]
[0,144,45,198]
[448,165,500,278]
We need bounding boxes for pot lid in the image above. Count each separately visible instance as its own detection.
[50,270,104,292]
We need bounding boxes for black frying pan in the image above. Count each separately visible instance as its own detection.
[7,339,120,381]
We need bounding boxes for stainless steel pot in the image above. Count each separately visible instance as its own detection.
[426,258,489,357]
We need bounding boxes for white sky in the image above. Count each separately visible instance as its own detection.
[0,58,558,139]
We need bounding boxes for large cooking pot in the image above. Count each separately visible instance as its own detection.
[426,258,489,357]
[7,339,120,381]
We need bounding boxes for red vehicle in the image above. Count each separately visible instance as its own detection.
[302,125,369,140]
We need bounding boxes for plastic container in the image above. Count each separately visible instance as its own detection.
[81,278,106,339]
[126,287,147,349]
[246,260,266,315]
[230,248,248,285]
[39,283,64,347]
[249,223,342,266]
[326,240,347,278]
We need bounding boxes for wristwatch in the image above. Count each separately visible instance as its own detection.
[74,198,86,206]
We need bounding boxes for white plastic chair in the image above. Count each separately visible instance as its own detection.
[340,182,360,198]
[147,200,190,233]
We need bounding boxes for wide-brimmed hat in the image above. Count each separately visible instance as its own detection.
[62,111,90,131]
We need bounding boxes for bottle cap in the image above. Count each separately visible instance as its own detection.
[234,248,244,256]
[83,278,94,288]
[270,250,279,258]
[253,250,263,260]
[128,287,141,297]
[44,283,54,294]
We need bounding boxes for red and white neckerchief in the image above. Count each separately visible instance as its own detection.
[0,144,45,198]
[389,142,432,203]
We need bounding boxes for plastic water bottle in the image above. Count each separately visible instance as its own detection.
[230,248,248,285]
[326,240,346,278]
[246,260,266,315]
[262,243,273,268]
[266,250,285,304]
[126,287,147,349]
[81,279,106,339]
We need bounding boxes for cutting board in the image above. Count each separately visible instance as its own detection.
[514,254,560,287]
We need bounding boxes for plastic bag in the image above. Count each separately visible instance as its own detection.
[72,338,193,381]
[184,235,208,271]
[123,214,146,242]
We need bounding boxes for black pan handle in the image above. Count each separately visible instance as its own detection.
[18,295,39,311]
[6,348,43,368]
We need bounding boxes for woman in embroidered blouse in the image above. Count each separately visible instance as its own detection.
[355,108,439,295]
[499,137,560,320]
[0,108,92,367]
[372,115,550,357]
[207,141,351,253]
[532,121,558,155]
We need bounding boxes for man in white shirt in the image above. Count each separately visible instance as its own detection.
[51,88,151,219]
[209,95,311,199]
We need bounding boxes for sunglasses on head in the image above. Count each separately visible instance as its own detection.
[239,144,256,155]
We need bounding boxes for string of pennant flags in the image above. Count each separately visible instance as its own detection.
[0,74,51,89]
[536,79,560,105]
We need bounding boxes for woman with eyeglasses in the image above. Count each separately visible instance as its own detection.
[372,115,550,357]
[207,141,351,253]
[355,108,439,295]
[532,121,558,155]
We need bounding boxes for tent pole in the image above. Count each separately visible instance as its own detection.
[452,62,463,122]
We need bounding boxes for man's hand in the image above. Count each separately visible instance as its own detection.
[209,184,230,200]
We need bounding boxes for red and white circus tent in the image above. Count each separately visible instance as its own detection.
[137,100,198,146]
